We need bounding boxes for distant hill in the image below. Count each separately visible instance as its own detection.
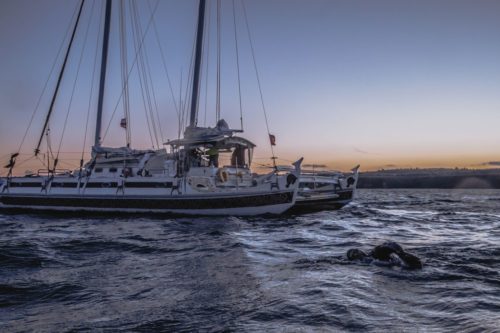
[357,168,500,189]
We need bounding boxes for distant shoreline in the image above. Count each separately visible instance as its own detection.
[357,168,500,189]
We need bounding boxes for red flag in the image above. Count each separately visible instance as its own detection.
[120,118,127,129]
[269,134,276,146]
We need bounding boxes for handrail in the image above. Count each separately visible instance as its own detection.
[37,169,72,176]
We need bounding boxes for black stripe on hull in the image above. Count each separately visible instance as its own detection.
[297,189,354,201]
[6,181,175,189]
[0,191,294,210]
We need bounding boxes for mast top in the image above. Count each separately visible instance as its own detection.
[189,0,206,128]
[94,0,112,147]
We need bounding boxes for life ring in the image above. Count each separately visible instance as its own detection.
[217,169,228,183]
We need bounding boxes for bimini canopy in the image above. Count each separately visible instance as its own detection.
[91,146,157,158]
[167,135,256,150]
[166,119,254,149]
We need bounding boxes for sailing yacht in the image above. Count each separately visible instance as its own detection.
[0,0,302,216]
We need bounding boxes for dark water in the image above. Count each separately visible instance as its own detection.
[1,189,499,332]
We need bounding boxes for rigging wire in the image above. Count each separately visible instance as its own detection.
[134,3,166,144]
[8,156,37,170]
[15,1,82,156]
[183,52,195,131]
[232,0,244,130]
[36,154,48,169]
[35,0,86,157]
[119,0,132,147]
[101,0,160,145]
[150,72,166,145]
[81,0,104,167]
[149,74,166,145]
[0,153,36,177]
[146,0,181,122]
[216,0,222,122]
[179,31,197,135]
[240,0,276,163]
[178,72,183,139]
[55,0,97,169]
[129,0,157,148]
[130,0,160,148]
[140,3,165,147]
[46,128,54,175]
[56,159,80,169]
[202,0,212,127]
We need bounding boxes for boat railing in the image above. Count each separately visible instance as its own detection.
[221,165,250,173]
[37,169,72,177]
[144,168,176,177]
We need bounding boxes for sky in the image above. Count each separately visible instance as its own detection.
[0,0,499,174]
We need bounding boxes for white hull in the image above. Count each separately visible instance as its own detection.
[0,164,301,216]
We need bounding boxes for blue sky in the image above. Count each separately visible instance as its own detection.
[1,0,499,173]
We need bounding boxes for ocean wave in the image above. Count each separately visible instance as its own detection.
[1,189,499,331]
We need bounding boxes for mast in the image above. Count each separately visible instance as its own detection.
[94,0,112,147]
[189,0,206,128]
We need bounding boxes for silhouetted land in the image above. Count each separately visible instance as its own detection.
[358,168,500,189]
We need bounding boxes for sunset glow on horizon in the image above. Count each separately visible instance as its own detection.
[1,0,499,176]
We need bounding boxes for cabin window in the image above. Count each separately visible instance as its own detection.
[109,167,118,173]
[95,168,103,173]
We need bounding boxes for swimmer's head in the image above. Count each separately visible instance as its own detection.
[347,249,368,261]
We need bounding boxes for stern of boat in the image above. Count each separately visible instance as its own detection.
[344,164,360,194]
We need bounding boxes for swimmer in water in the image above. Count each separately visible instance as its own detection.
[347,242,422,269]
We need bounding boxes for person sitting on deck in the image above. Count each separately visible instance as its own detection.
[189,149,201,167]
[207,147,219,167]
[230,145,246,167]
